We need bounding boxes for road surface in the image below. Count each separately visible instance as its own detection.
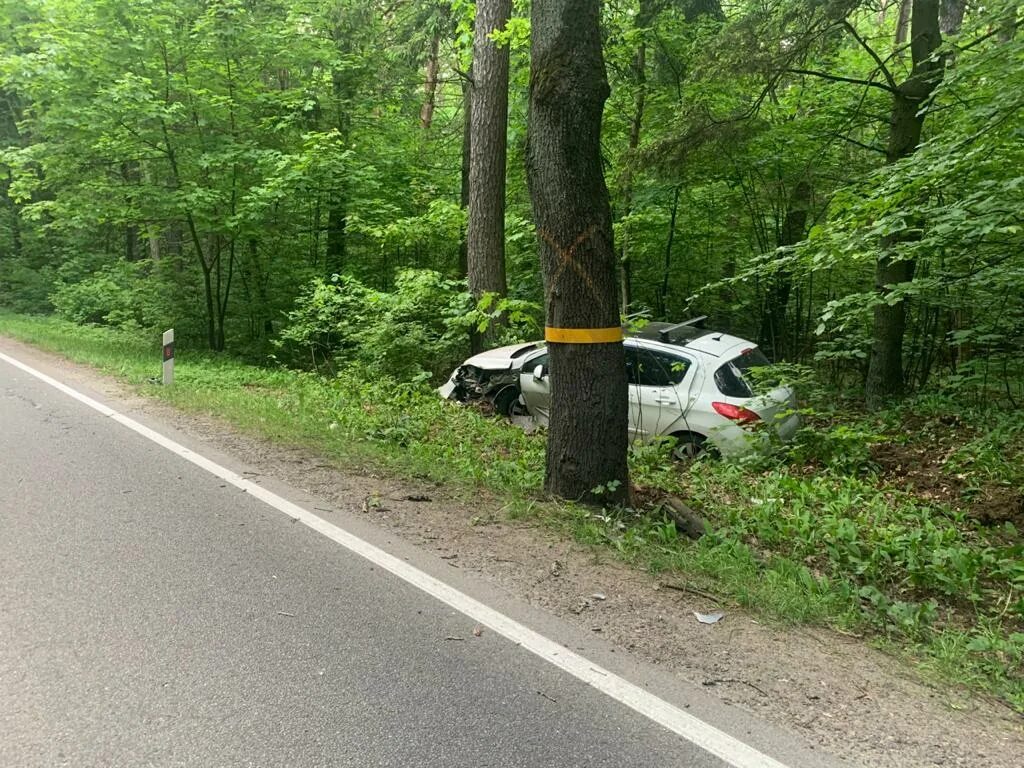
[0,345,840,767]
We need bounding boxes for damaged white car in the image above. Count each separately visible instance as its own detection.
[437,341,543,417]
[438,320,799,458]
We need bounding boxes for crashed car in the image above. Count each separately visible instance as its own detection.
[437,341,543,416]
[438,320,799,458]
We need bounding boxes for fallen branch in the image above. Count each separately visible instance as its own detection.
[660,582,721,602]
[661,496,707,540]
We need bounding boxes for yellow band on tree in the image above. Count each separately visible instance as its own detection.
[544,326,623,344]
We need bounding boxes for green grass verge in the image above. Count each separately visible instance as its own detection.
[2,314,1021,711]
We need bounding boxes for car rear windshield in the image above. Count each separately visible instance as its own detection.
[714,348,771,398]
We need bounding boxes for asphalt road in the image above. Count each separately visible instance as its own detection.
[0,348,838,768]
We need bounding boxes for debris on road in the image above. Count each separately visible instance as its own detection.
[693,611,725,624]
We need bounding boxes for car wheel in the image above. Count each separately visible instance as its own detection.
[670,432,710,461]
[492,386,524,418]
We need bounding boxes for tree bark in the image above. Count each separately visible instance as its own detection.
[326,48,353,277]
[467,0,511,352]
[939,0,966,34]
[866,0,943,408]
[458,72,472,278]
[658,185,681,318]
[759,180,811,359]
[527,0,629,505]
[999,6,1019,42]
[618,0,655,313]
[896,0,912,44]
[420,33,441,130]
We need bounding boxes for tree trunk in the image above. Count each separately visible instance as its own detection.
[658,185,681,318]
[527,0,629,505]
[121,162,141,262]
[326,63,352,277]
[760,180,811,359]
[999,6,1019,42]
[3,169,20,260]
[467,0,511,352]
[939,0,966,34]
[896,0,912,44]
[458,72,472,278]
[866,0,943,408]
[618,0,654,313]
[420,33,441,130]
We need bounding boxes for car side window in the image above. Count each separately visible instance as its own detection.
[626,348,691,387]
[649,351,691,385]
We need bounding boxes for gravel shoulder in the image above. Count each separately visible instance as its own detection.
[4,335,1021,768]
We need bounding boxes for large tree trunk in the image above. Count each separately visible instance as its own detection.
[865,0,943,408]
[467,0,511,352]
[527,0,629,505]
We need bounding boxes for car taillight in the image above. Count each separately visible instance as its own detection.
[712,401,761,424]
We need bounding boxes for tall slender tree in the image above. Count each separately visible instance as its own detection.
[466,0,511,351]
[865,0,944,407]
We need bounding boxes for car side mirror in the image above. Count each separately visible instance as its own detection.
[532,364,546,381]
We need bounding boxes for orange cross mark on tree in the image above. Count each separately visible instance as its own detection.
[539,224,605,308]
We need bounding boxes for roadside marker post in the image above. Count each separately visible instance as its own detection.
[162,328,174,386]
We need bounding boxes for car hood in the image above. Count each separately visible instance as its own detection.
[459,341,544,371]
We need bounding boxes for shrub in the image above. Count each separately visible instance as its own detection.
[50,260,168,330]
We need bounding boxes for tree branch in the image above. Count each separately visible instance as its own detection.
[841,20,899,91]
[788,69,898,93]
[826,134,888,155]
[956,15,1024,54]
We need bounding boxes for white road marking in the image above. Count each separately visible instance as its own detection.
[0,349,792,768]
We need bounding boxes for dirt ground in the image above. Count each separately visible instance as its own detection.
[871,436,1024,530]
[5,337,1022,768]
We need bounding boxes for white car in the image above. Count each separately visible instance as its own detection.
[439,321,799,458]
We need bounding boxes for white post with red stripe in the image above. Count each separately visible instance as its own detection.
[162,329,174,386]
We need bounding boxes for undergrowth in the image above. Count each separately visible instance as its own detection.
[2,313,1021,711]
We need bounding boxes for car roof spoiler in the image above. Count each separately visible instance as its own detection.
[622,315,711,347]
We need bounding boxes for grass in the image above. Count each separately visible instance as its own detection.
[0,314,546,494]
[2,313,1021,712]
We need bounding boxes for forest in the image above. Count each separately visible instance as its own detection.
[0,0,1020,405]
[0,0,1022,708]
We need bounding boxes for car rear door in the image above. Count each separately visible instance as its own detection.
[626,346,688,440]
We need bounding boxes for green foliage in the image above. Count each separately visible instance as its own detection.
[50,260,169,330]
[278,269,542,380]
[275,275,375,369]
[277,269,467,380]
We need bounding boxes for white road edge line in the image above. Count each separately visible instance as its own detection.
[1,349,791,768]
